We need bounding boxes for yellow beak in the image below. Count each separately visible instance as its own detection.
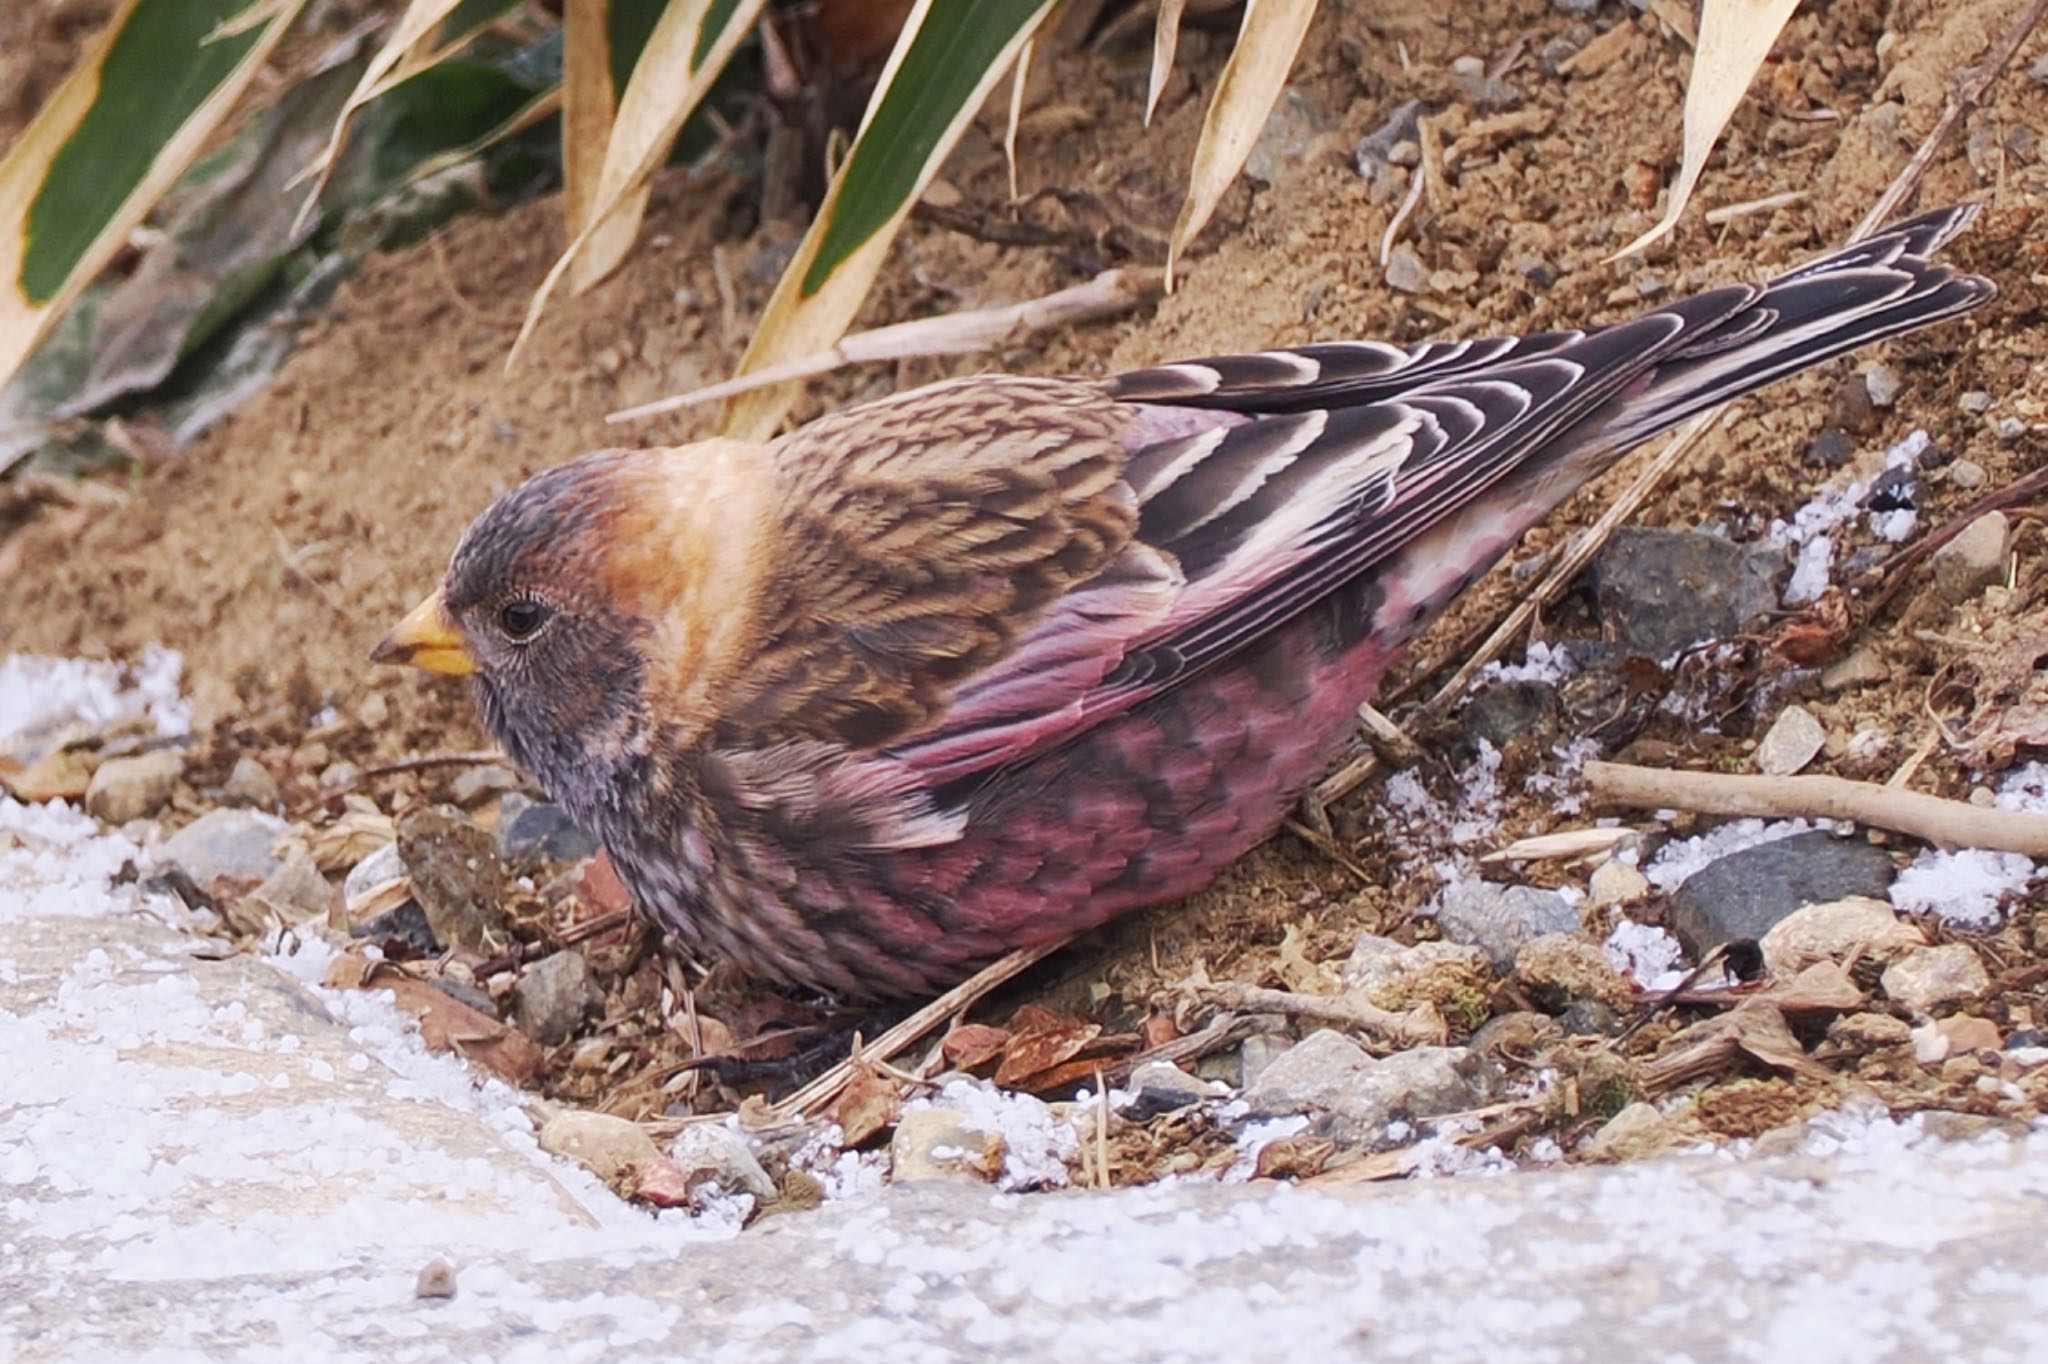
[371,588,477,676]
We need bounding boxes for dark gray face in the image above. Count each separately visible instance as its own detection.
[444,455,652,813]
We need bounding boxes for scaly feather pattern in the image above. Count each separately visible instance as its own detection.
[404,207,1994,996]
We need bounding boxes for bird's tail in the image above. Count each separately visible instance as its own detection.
[1588,204,1995,452]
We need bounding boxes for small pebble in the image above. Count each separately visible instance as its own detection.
[1882,943,1991,1013]
[1756,705,1825,777]
[1993,415,2026,442]
[1863,363,1900,408]
[511,950,601,1045]
[1959,390,1995,415]
[1587,860,1650,908]
[85,750,185,824]
[1928,511,2010,604]
[415,1258,457,1300]
[221,756,281,808]
[1385,244,1430,295]
[1947,458,1986,490]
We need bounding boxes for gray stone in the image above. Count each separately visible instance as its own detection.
[1385,243,1429,294]
[1822,647,1889,691]
[160,807,283,889]
[1122,1061,1217,1119]
[1353,98,1423,181]
[1245,87,1324,183]
[1881,944,1992,1014]
[1929,511,2010,604]
[84,749,184,823]
[1238,1033,1292,1088]
[1994,415,2027,442]
[1460,680,1561,752]
[1864,363,1901,408]
[1960,389,1996,415]
[1342,936,1492,1010]
[510,950,600,1045]
[1244,1030,1498,1149]
[1756,705,1826,776]
[1948,458,1987,490]
[244,850,340,925]
[1591,527,1784,659]
[397,804,506,953]
[1559,1000,1623,1036]
[343,840,405,902]
[500,801,600,866]
[220,755,280,808]
[1669,832,1896,955]
[1432,881,1577,970]
[670,1124,778,1204]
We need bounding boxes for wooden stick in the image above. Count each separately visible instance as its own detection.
[1198,983,1447,1047]
[1585,760,2048,857]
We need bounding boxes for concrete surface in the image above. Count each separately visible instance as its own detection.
[5,913,2048,1364]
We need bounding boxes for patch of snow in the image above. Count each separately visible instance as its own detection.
[0,798,181,927]
[1604,919,1687,990]
[1769,430,1930,603]
[1224,1115,1310,1183]
[1784,537,1836,606]
[906,1078,1080,1191]
[0,646,191,755]
[1889,763,2048,927]
[1871,509,1918,543]
[1644,818,1827,892]
[1475,641,1578,687]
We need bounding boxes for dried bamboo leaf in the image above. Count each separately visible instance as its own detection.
[1164,0,1318,288]
[1614,0,1802,257]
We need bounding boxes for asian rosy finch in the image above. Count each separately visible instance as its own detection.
[376,207,1991,998]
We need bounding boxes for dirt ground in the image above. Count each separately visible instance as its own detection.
[6,0,2048,1166]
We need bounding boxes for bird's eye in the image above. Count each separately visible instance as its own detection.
[497,598,550,642]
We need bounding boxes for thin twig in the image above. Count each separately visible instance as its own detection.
[1586,760,2048,856]
[770,937,1073,1118]
[357,750,507,779]
[1704,189,1808,225]
[1198,983,1446,1047]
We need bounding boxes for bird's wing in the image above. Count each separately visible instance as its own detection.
[701,293,1748,841]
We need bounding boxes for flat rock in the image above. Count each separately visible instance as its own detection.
[510,950,600,1046]
[1344,935,1494,1009]
[397,804,506,953]
[1669,832,1895,955]
[1121,1061,1217,1119]
[1432,882,1577,970]
[537,1109,660,1184]
[1584,1101,1692,1163]
[1588,860,1651,908]
[1759,896,1927,976]
[1928,511,2010,604]
[1591,527,1785,659]
[1513,933,1634,1009]
[1243,1030,1498,1150]
[85,749,184,823]
[1460,680,1561,753]
[1881,944,1992,1014]
[343,839,406,902]
[670,1124,778,1205]
[891,1108,1000,1183]
[1756,706,1826,776]
[159,807,283,889]
[220,755,280,808]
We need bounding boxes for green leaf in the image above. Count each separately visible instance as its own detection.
[801,0,1052,297]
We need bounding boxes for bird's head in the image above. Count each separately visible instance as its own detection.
[372,440,776,809]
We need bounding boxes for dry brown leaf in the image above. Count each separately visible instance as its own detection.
[560,0,616,237]
[994,1009,1102,1088]
[829,1064,905,1146]
[1146,0,1189,125]
[1614,0,1802,257]
[941,1022,1013,1071]
[1165,0,1319,287]
[1954,627,2048,766]
[374,974,547,1087]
